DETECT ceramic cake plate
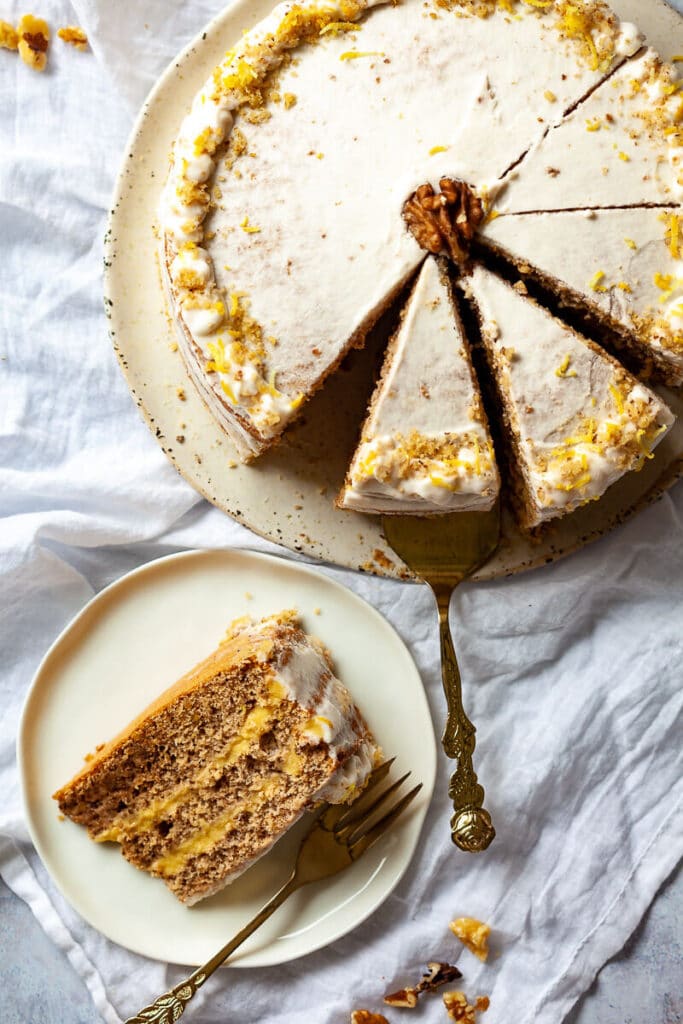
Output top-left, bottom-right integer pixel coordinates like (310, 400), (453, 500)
(19, 549), (436, 967)
(104, 0), (683, 580)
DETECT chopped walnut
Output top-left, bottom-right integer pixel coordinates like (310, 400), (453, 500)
(351, 1012), (390, 1024)
(57, 25), (88, 49)
(443, 991), (490, 1023)
(449, 918), (490, 962)
(0, 19), (18, 49)
(385, 962), (463, 1009)
(403, 178), (484, 263)
(17, 14), (49, 71)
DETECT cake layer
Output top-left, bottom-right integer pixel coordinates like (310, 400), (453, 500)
(54, 612), (379, 904)
(481, 207), (683, 385)
(160, 0), (639, 459)
(338, 256), (499, 513)
(461, 265), (674, 530)
(495, 47), (683, 212)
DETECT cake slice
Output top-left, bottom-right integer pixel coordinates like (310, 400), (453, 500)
(495, 48), (683, 212)
(337, 257), (499, 514)
(460, 265), (674, 531)
(53, 612), (379, 905)
(481, 207), (683, 385)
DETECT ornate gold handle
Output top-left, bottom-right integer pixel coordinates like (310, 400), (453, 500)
(124, 875), (298, 1023)
(434, 583), (495, 853)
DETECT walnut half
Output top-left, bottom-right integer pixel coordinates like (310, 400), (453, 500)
(384, 961), (463, 1009)
(403, 179), (484, 263)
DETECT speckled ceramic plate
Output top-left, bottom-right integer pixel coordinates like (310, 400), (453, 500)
(18, 549), (436, 966)
(105, 0), (683, 581)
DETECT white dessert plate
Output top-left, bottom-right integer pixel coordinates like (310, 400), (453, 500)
(104, 0), (683, 582)
(18, 548), (436, 967)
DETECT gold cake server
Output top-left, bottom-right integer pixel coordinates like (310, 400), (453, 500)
(382, 502), (500, 852)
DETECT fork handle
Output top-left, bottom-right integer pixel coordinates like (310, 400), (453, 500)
(124, 874), (299, 1023)
(435, 584), (495, 853)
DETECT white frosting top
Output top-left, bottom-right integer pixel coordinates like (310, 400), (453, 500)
(495, 47), (682, 212)
(160, 0), (639, 456)
(482, 206), (683, 383)
(463, 265), (674, 526)
(339, 257), (499, 513)
(235, 613), (379, 801)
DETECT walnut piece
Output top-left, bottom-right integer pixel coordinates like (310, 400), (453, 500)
(0, 19), (19, 49)
(385, 961), (463, 1008)
(57, 25), (88, 50)
(449, 917), (491, 962)
(351, 1011), (390, 1024)
(403, 178), (484, 263)
(443, 991), (490, 1023)
(17, 14), (49, 71)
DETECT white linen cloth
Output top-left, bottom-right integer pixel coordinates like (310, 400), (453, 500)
(1, 2), (682, 1022)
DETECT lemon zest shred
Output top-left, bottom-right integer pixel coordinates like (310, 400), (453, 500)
(339, 49), (384, 60)
(429, 145), (449, 155)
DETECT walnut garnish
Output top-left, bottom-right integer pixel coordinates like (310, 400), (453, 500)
(57, 26), (88, 50)
(443, 991), (490, 1023)
(351, 1012), (390, 1024)
(17, 14), (49, 71)
(449, 918), (490, 962)
(403, 178), (484, 263)
(385, 962), (463, 1008)
(0, 19), (19, 49)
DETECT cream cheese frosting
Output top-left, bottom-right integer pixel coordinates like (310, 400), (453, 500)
(160, 0), (640, 460)
(232, 613), (379, 800)
(338, 257), (499, 514)
(462, 265), (674, 528)
(481, 206), (683, 384)
(494, 47), (683, 212)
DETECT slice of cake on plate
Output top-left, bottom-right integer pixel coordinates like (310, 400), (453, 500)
(53, 612), (379, 905)
(460, 265), (674, 531)
(481, 207), (683, 385)
(337, 257), (499, 514)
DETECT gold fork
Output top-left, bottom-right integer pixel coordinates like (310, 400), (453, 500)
(382, 503), (500, 853)
(125, 760), (421, 1024)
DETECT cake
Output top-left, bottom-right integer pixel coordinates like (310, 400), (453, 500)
(157, 0), (681, 534)
(53, 612), (379, 905)
(337, 256), (499, 514)
(461, 265), (674, 530)
(159, 0), (642, 461)
(481, 207), (683, 386)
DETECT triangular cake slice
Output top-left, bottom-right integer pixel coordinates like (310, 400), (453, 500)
(495, 48), (683, 212)
(481, 207), (683, 385)
(460, 265), (674, 531)
(337, 257), (499, 514)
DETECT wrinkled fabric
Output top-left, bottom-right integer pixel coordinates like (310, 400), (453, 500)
(1, 2), (682, 1023)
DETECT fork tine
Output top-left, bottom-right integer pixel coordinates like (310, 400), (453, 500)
(319, 758), (395, 830)
(348, 783), (423, 859)
(334, 772), (411, 835)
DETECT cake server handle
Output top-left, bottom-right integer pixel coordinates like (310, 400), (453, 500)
(434, 582), (495, 853)
(124, 874), (299, 1024)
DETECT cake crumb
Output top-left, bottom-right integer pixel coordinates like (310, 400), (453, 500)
(169, 342), (179, 352)
(228, 459), (238, 468)
(283, 92), (297, 108)
(443, 992), (490, 1022)
(57, 813), (65, 821)
(450, 917), (491, 961)
(313, 607), (321, 615)
(57, 25), (87, 49)
(176, 386), (187, 401)
(244, 591), (253, 600)
(17, 14), (49, 71)
(0, 20), (19, 49)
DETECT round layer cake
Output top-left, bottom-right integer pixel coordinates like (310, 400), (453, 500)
(158, 0), (680, 526)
